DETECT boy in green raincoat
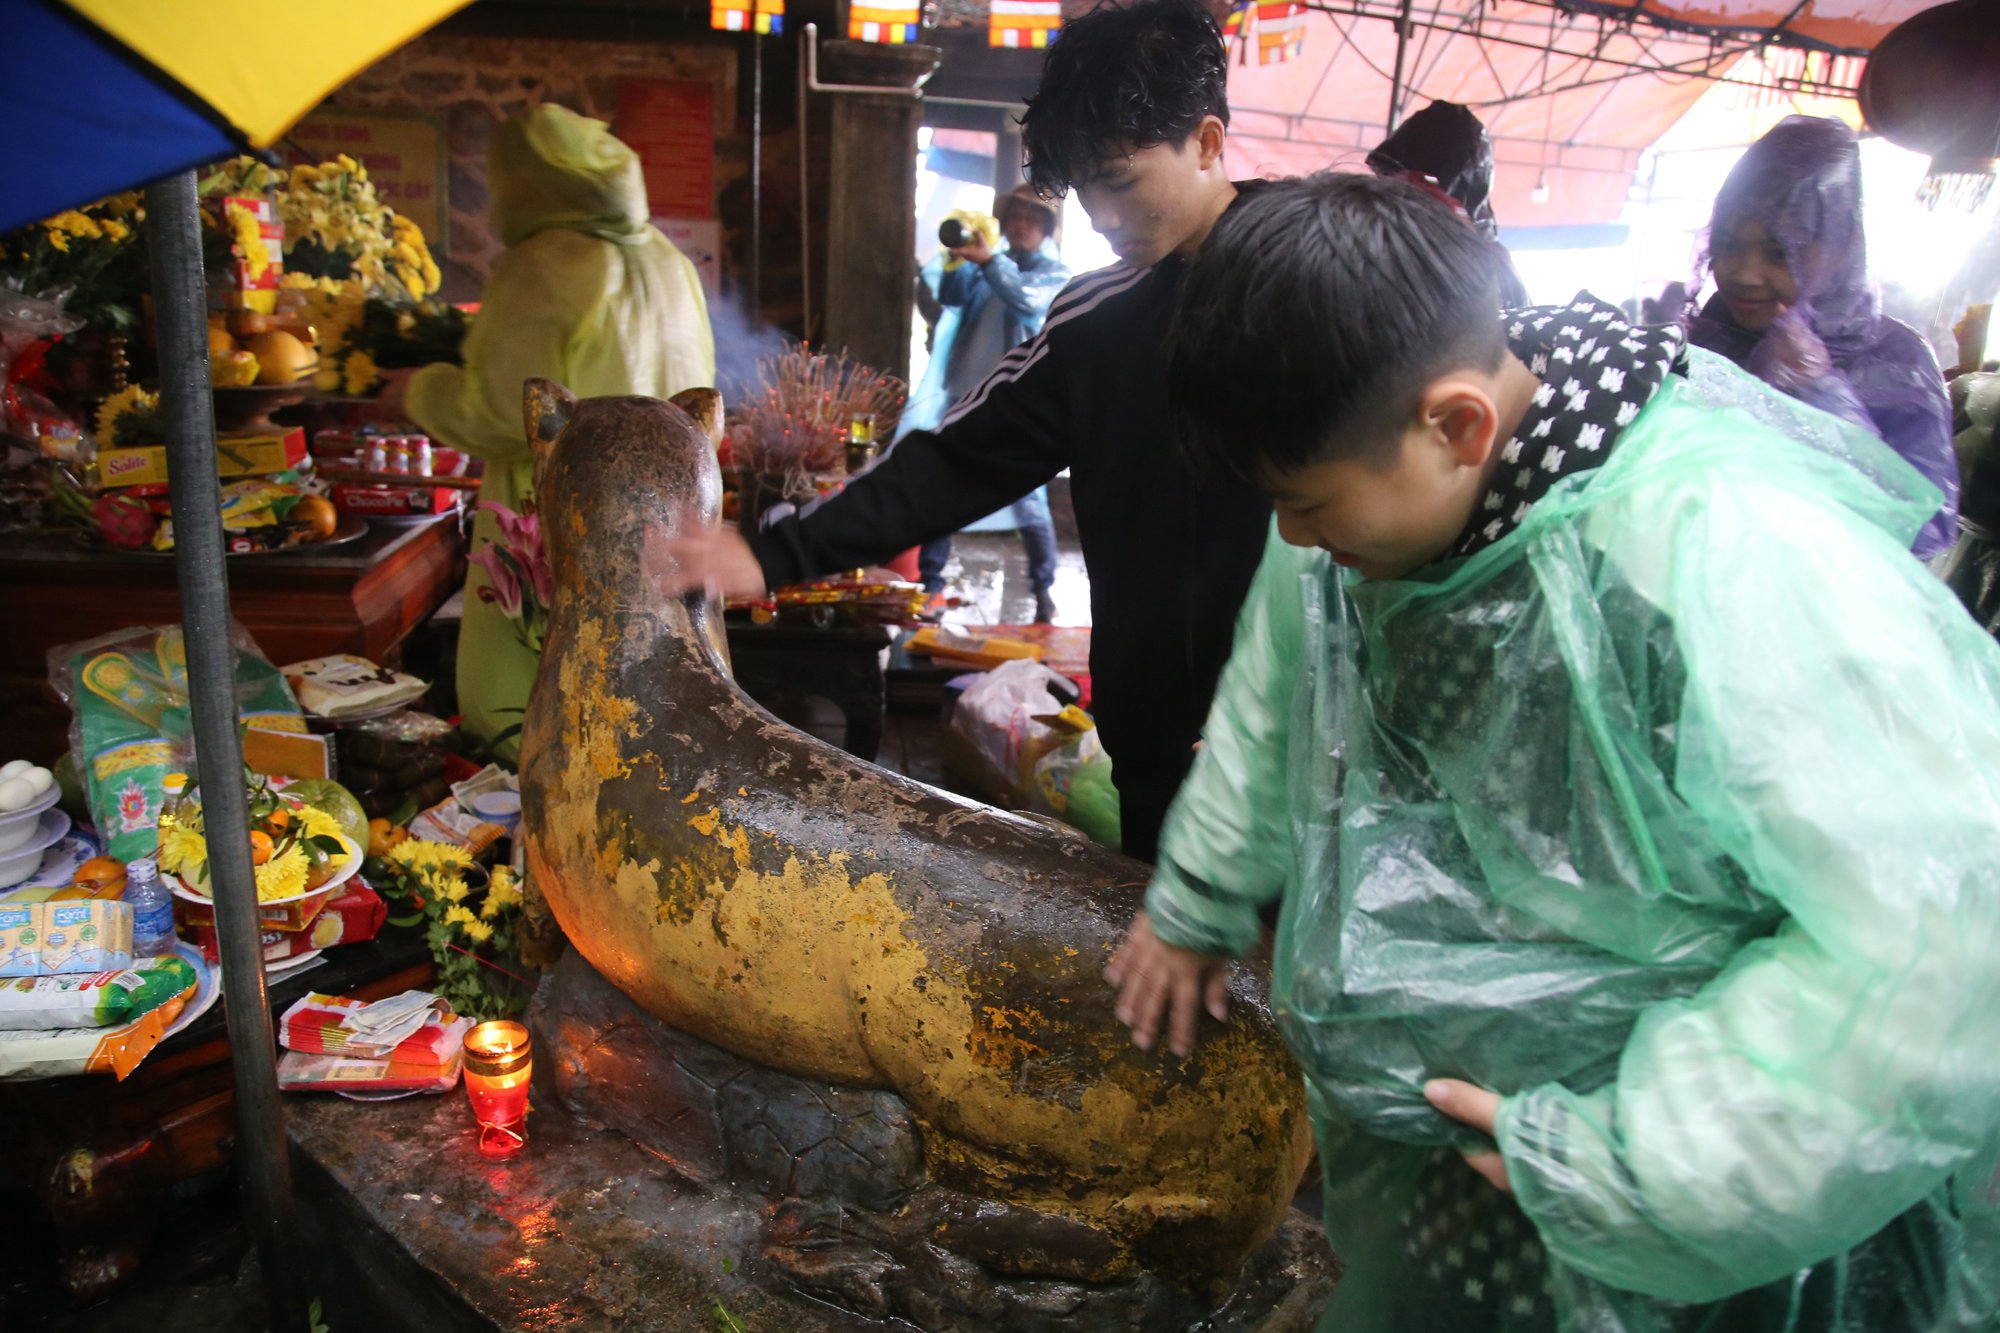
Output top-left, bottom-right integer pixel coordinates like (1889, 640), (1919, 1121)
(399, 104), (715, 761)
(1108, 172), (2000, 1331)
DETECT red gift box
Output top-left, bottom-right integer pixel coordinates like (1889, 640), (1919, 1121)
(181, 880), (385, 960)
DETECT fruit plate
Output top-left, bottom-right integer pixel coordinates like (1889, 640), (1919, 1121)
(167, 838), (360, 931)
(93, 513), (371, 558)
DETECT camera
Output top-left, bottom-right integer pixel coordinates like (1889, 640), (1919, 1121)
(938, 217), (972, 248)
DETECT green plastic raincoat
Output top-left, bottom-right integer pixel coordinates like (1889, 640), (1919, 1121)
(1147, 349), (2000, 1331)
(408, 104), (714, 759)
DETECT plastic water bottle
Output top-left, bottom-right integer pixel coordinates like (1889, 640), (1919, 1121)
(125, 857), (178, 957)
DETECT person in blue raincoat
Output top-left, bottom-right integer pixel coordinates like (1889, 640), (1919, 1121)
(904, 183), (1071, 621)
(1110, 171), (2000, 1332)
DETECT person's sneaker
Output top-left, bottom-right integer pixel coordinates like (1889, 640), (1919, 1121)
(1034, 589), (1057, 624)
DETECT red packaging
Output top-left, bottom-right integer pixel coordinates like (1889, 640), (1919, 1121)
(332, 483), (463, 518)
(280, 992), (470, 1065)
(178, 880), (385, 954)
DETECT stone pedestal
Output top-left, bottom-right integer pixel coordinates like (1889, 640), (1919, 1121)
(285, 951), (1337, 1331)
(818, 39), (941, 378)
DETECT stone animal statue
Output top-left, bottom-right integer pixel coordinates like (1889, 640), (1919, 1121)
(518, 380), (1319, 1313)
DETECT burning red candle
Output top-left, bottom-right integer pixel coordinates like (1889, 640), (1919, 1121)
(462, 1020), (532, 1159)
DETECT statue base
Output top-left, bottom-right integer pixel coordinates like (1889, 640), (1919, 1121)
(284, 951), (1338, 1331)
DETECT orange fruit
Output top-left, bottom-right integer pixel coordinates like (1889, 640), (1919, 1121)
(72, 856), (128, 899)
(249, 830), (275, 866)
(267, 808), (293, 832)
(292, 494), (338, 539)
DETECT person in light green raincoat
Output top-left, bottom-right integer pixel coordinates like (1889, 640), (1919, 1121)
(405, 103), (715, 760)
(1108, 172), (2000, 1331)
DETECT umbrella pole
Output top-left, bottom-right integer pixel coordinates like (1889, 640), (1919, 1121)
(751, 30), (764, 319)
(144, 169), (310, 1333)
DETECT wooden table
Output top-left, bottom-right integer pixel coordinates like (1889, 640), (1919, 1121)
(0, 927), (435, 1304)
(724, 617), (895, 762)
(0, 515), (466, 758)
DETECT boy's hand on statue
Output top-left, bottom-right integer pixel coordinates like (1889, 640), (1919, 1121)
(644, 522), (767, 601)
(1425, 1079), (1513, 1195)
(1106, 910), (1230, 1058)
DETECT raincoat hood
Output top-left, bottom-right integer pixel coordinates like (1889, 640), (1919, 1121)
(491, 103), (652, 248)
(1703, 115), (1874, 360)
(1367, 100), (1500, 239)
(1690, 115), (1959, 558)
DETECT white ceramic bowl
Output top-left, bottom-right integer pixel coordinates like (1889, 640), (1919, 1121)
(0, 784), (62, 853)
(0, 810), (75, 889)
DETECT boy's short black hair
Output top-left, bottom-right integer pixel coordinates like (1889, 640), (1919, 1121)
(1019, 0), (1229, 198)
(1169, 172), (1508, 484)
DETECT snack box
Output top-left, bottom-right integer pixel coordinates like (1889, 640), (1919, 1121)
(173, 881), (335, 935)
(98, 427), (308, 489)
(183, 880), (385, 962)
(2, 901), (134, 976)
(276, 1048), (462, 1095)
(332, 483), (464, 518)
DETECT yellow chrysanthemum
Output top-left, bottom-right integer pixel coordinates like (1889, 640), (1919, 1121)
(225, 202), (271, 281)
(485, 870), (523, 912)
(442, 879), (470, 904)
(46, 228), (69, 253)
(295, 804), (344, 844)
(101, 219), (130, 242)
(388, 838), (473, 875)
(158, 824), (207, 877)
(462, 917), (494, 945)
(443, 904), (478, 930)
(341, 349), (380, 396)
(255, 845), (310, 901)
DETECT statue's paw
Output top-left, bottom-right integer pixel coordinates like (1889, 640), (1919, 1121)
(765, 1239), (899, 1318)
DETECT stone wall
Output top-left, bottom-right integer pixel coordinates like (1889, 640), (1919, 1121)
(318, 32), (743, 302)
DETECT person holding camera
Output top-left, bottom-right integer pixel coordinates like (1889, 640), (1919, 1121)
(903, 183), (1071, 622)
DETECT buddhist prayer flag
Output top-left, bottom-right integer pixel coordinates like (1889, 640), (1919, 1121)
(1223, 0), (1306, 64)
(712, 0), (783, 34)
(990, 0), (1060, 48)
(850, 0), (920, 43)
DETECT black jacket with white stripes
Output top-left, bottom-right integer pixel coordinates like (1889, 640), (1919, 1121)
(748, 254), (1274, 862)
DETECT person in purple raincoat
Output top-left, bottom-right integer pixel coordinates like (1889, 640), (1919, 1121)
(1687, 115), (1958, 558)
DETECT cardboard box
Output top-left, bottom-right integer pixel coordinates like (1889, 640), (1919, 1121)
(184, 880), (385, 962)
(0, 903), (42, 978)
(332, 483), (463, 518)
(174, 881), (334, 935)
(38, 901), (133, 975)
(99, 427), (308, 489)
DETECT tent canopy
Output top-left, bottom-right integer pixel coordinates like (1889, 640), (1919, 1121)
(1222, 0), (1937, 225)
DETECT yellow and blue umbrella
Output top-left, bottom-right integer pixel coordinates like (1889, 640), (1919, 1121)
(7, 5), (470, 1328)
(4, 0), (472, 231)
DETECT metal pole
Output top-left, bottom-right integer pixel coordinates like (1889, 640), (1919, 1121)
(144, 169), (308, 1333)
(1386, 0), (1413, 134)
(799, 28), (813, 341)
(751, 31), (765, 319)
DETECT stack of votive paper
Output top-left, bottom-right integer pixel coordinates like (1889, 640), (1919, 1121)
(276, 987), (471, 1095)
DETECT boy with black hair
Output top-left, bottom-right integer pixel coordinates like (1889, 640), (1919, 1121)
(1109, 171), (2000, 1330)
(654, 0), (1270, 861)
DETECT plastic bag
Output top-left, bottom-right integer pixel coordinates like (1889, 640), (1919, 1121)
(0, 289), (87, 469)
(944, 658), (1072, 802)
(49, 623), (306, 862)
(1152, 351), (2000, 1330)
(1030, 722), (1121, 852)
